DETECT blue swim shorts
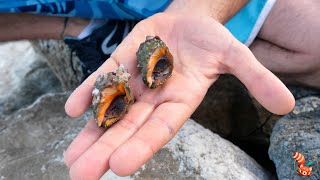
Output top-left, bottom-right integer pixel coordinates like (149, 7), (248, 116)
(0, 0), (276, 46)
(225, 0), (276, 46)
(0, 0), (172, 19)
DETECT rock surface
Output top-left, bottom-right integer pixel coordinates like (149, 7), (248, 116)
(0, 93), (88, 180)
(31, 39), (83, 91)
(5, 39), (320, 180)
(269, 95), (320, 180)
(0, 91), (271, 180)
(192, 75), (264, 137)
(192, 75), (280, 171)
(103, 119), (272, 180)
(0, 41), (62, 117)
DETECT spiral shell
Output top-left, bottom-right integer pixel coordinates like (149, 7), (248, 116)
(92, 65), (134, 128)
(136, 36), (174, 88)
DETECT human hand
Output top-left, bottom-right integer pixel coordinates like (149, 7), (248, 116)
(64, 13), (295, 179)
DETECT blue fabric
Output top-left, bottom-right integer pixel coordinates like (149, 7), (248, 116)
(0, 0), (269, 43)
(225, 0), (268, 44)
(0, 0), (172, 19)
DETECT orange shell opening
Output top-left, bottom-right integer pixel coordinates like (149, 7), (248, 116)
(96, 83), (126, 127)
(146, 47), (173, 87)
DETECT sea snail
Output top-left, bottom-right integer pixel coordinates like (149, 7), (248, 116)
(136, 36), (174, 89)
(91, 65), (134, 128)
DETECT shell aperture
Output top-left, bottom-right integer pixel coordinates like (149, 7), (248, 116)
(92, 65), (134, 128)
(136, 36), (174, 88)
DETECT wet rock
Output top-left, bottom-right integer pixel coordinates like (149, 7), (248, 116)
(0, 41), (62, 116)
(0, 93), (87, 180)
(103, 119), (272, 180)
(31, 39), (83, 91)
(269, 95), (320, 180)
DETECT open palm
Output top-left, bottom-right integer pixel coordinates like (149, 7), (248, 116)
(64, 13), (294, 179)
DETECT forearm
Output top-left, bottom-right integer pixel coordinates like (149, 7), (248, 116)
(0, 13), (64, 40)
(165, 0), (248, 24)
(0, 13), (89, 41)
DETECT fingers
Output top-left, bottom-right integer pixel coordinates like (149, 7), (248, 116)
(109, 102), (191, 176)
(64, 118), (106, 167)
(227, 41), (295, 115)
(65, 19), (152, 118)
(68, 101), (155, 180)
(65, 18), (160, 179)
(65, 58), (119, 117)
(172, 15), (295, 114)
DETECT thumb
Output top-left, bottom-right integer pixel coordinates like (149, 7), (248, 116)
(226, 41), (295, 115)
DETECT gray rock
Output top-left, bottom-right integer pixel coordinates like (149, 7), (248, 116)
(0, 92), (87, 180)
(0, 41), (272, 179)
(192, 75), (280, 171)
(104, 119), (272, 180)
(104, 147), (201, 180)
(31, 40), (83, 91)
(0, 41), (62, 116)
(192, 75), (263, 137)
(0, 91), (271, 180)
(288, 85), (320, 100)
(269, 96), (320, 180)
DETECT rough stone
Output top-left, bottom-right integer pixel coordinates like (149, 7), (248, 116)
(192, 75), (280, 171)
(0, 41), (62, 116)
(0, 90), (271, 180)
(269, 95), (320, 180)
(31, 39), (83, 91)
(192, 75), (260, 137)
(1, 40), (297, 179)
(103, 119), (272, 180)
(0, 92), (88, 180)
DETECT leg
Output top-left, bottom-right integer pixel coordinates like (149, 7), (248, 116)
(250, 0), (320, 89)
(0, 13), (89, 41)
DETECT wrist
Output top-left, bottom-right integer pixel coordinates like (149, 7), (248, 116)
(165, 0), (214, 20)
(63, 18), (90, 38)
(210, 0), (249, 24)
(165, 0), (248, 24)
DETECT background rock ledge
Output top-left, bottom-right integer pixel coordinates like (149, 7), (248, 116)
(104, 119), (272, 179)
(269, 96), (320, 180)
(0, 92), (272, 180)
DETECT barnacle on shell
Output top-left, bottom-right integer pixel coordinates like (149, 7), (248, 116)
(91, 65), (134, 128)
(136, 36), (174, 89)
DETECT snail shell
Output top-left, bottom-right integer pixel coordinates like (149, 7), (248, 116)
(92, 65), (134, 128)
(136, 36), (174, 89)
